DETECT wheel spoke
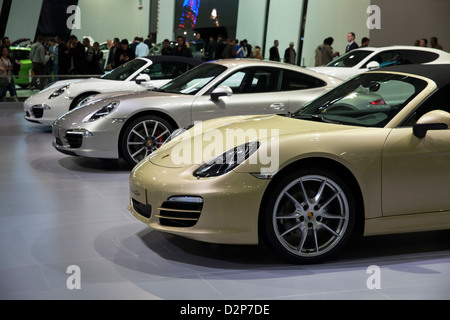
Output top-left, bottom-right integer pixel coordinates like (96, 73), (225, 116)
(297, 225), (308, 253)
(151, 122), (159, 137)
(298, 179), (311, 206)
(155, 129), (170, 140)
(320, 190), (341, 210)
(131, 147), (145, 158)
(143, 121), (150, 137)
(284, 191), (304, 212)
(321, 212), (347, 220)
(131, 129), (145, 140)
(312, 227), (319, 252)
(313, 179), (327, 205)
(279, 222), (302, 238)
(275, 213), (299, 220)
(317, 221), (341, 237)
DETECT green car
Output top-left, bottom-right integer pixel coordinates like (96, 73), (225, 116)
(10, 46), (32, 88)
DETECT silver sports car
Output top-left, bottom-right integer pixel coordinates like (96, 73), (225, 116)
(52, 59), (341, 166)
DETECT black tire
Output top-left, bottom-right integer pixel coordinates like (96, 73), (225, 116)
(121, 115), (173, 167)
(261, 167), (356, 264)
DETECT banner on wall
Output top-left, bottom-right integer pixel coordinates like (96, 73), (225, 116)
(174, 0), (239, 40)
(36, 0), (78, 40)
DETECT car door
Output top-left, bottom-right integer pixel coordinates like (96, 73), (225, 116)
(381, 84), (450, 216)
(190, 66), (289, 122)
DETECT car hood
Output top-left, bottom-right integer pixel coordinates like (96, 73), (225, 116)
(54, 90), (185, 124)
(145, 114), (362, 168)
(307, 67), (356, 80)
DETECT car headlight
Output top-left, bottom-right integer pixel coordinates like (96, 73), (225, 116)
(193, 141), (260, 178)
(82, 101), (119, 122)
(48, 85), (70, 99)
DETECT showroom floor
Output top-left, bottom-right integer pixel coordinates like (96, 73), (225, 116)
(0, 102), (449, 300)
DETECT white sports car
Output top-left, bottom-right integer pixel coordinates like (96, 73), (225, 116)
(52, 59), (341, 167)
(309, 45), (450, 80)
(23, 56), (204, 126)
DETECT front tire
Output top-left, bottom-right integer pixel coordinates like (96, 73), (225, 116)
(262, 168), (355, 264)
(121, 115), (173, 167)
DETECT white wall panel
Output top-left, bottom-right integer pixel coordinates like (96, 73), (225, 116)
(72, 0), (150, 44)
(302, 0), (370, 67)
(265, 0), (303, 60)
(235, 0), (267, 54)
(4, 0), (43, 41)
(157, 0), (176, 42)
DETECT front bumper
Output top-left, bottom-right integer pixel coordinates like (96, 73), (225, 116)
(52, 121), (123, 159)
(128, 161), (270, 245)
(23, 97), (71, 126)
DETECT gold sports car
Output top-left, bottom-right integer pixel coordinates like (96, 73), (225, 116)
(128, 64), (450, 264)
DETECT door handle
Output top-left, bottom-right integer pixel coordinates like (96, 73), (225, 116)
(269, 103), (285, 110)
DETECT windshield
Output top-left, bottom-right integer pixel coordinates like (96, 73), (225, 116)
(157, 63), (227, 95)
(325, 50), (373, 67)
(293, 73), (428, 128)
(101, 59), (147, 81)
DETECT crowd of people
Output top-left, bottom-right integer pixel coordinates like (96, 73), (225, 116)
(1, 32), (445, 102)
(414, 37), (444, 50)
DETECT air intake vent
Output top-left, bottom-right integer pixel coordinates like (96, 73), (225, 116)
(157, 196), (203, 227)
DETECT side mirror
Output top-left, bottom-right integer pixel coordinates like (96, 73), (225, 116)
(367, 61), (380, 70)
(135, 74), (151, 84)
(413, 110), (450, 138)
(211, 85), (233, 101)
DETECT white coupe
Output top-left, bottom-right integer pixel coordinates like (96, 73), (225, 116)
(23, 56), (204, 126)
(308, 45), (450, 80)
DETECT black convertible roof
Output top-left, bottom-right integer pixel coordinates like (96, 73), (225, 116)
(145, 55), (205, 67)
(371, 64), (450, 88)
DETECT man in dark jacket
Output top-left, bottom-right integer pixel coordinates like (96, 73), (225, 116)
(69, 35), (86, 75)
(114, 39), (136, 67)
(172, 36), (192, 58)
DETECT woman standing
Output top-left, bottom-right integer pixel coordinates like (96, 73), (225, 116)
(0, 46), (14, 102)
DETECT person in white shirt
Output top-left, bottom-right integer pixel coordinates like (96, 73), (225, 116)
(135, 37), (149, 58)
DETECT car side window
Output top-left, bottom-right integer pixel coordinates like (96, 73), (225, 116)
(401, 84), (450, 126)
(140, 62), (192, 80)
(217, 67), (281, 94)
(281, 70), (327, 91)
(363, 50), (402, 68)
(401, 50), (440, 64)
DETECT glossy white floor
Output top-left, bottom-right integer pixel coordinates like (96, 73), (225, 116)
(0, 102), (449, 301)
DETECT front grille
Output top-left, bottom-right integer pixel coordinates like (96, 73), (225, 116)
(31, 106), (44, 118)
(132, 198), (152, 218)
(157, 198), (203, 227)
(66, 132), (83, 148)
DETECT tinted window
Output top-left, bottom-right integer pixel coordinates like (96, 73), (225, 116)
(157, 63), (226, 95)
(362, 49), (441, 68)
(402, 50), (440, 64)
(402, 83), (450, 126)
(281, 70), (327, 90)
(362, 50), (402, 68)
(216, 67), (281, 94)
(324, 50), (372, 67)
(140, 61), (194, 80)
(101, 59), (147, 80)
